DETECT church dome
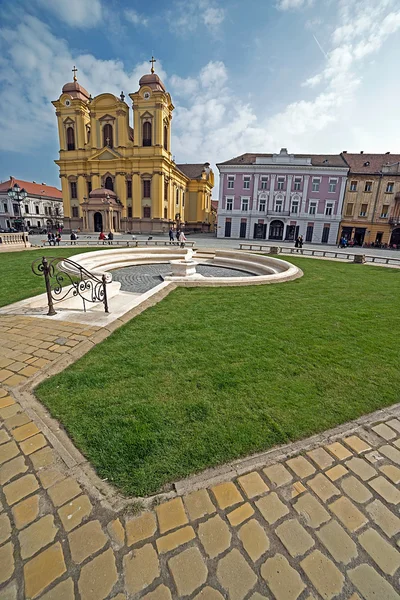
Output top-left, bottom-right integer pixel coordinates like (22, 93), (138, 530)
(89, 188), (119, 204)
(62, 81), (90, 101)
(139, 73), (165, 92)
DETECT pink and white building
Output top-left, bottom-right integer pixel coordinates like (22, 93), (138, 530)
(216, 149), (349, 243)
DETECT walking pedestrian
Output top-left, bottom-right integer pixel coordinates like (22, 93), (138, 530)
(108, 231), (114, 245)
(179, 230), (187, 248)
(169, 228), (174, 244)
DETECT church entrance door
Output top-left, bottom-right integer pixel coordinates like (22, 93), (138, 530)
(94, 212), (103, 232)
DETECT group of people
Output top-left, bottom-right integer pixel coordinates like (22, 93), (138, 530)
(169, 228), (187, 248)
(98, 231), (114, 244)
(47, 231), (62, 246)
(294, 235), (304, 250)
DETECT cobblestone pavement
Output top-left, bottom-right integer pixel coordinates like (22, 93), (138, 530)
(0, 315), (400, 599)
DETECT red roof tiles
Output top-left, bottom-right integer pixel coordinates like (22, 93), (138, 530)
(0, 177), (62, 199)
(341, 153), (400, 174)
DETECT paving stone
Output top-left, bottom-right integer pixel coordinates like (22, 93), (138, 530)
(345, 457), (377, 481)
(0, 580), (18, 600)
(3, 374), (27, 387)
(275, 518), (315, 557)
(47, 477), (81, 507)
(38, 468), (65, 489)
(365, 449), (384, 463)
(156, 497), (188, 533)
(24, 542), (66, 599)
(107, 518), (125, 547)
(341, 475), (372, 503)
(261, 553), (305, 600)
(217, 548), (257, 600)
(125, 511), (157, 546)
(40, 578), (75, 600)
(0, 396), (15, 410)
(379, 444), (400, 465)
(366, 499), (400, 537)
(372, 423), (397, 440)
(307, 473), (340, 502)
(20, 433), (47, 455)
(194, 587), (224, 599)
(142, 585), (173, 600)
(343, 435), (371, 454)
(0, 404), (20, 420)
(248, 594), (269, 600)
(329, 497), (367, 532)
(78, 548), (118, 600)
(369, 475), (400, 504)
(293, 493), (330, 528)
(0, 542), (14, 585)
(7, 362), (27, 373)
(30, 446), (55, 469)
(263, 463), (293, 487)
(386, 418), (400, 433)
(237, 471), (269, 498)
(0, 455), (27, 484)
(380, 464), (400, 484)
(256, 492), (289, 525)
(211, 481), (243, 509)
(183, 489), (216, 521)
(58, 494), (92, 532)
(0, 441), (19, 465)
(68, 520), (108, 564)
(198, 514), (232, 558)
(227, 502), (254, 526)
(19, 514), (57, 559)
(12, 494), (40, 529)
(358, 528), (400, 575)
(0, 370), (13, 383)
(0, 513), (11, 544)
(325, 464), (348, 481)
(156, 525), (195, 554)
(12, 422), (39, 442)
(306, 447), (334, 469)
(286, 455), (315, 479)
(3, 474), (38, 505)
(317, 520), (358, 565)
(4, 413), (30, 430)
(124, 543), (160, 595)
(301, 550), (344, 599)
(0, 429), (10, 445)
(238, 518), (269, 562)
(169, 546), (208, 597)
(348, 563), (400, 600)
(290, 481), (307, 498)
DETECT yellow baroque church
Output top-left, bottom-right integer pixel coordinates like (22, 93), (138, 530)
(52, 61), (214, 233)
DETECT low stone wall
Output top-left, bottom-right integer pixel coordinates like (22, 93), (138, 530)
(0, 232), (30, 250)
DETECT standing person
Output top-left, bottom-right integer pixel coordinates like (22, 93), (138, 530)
(176, 229), (180, 244)
(55, 233), (61, 246)
(51, 233), (56, 246)
(47, 231), (52, 245)
(108, 231), (114, 245)
(179, 230), (187, 248)
(169, 228), (174, 244)
(70, 231), (77, 245)
(99, 231), (106, 245)
(294, 237), (299, 249)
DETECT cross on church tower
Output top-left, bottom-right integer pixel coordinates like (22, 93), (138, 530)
(149, 56), (156, 74)
(72, 66), (78, 82)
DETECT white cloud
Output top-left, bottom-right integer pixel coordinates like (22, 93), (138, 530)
(276, 0), (313, 11)
(168, 0), (225, 35)
(37, 0), (102, 28)
(124, 9), (148, 27)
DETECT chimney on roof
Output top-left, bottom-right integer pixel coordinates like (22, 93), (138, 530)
(41, 182), (46, 185)
(385, 152), (390, 154)
(32, 180), (36, 183)
(342, 151), (347, 153)
(360, 151), (364, 154)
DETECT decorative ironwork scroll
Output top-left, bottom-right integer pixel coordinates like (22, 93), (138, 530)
(31, 256), (111, 316)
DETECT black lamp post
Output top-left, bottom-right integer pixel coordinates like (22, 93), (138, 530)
(7, 183), (28, 231)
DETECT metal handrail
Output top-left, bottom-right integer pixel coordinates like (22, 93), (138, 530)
(31, 256), (111, 316)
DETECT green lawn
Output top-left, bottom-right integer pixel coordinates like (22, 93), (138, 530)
(34, 258), (400, 497)
(0, 247), (102, 308)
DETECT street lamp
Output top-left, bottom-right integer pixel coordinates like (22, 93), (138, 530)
(7, 183), (28, 231)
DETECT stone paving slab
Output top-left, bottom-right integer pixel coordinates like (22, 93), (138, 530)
(0, 315), (400, 599)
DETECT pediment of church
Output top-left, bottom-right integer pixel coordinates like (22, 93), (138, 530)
(89, 147), (121, 161)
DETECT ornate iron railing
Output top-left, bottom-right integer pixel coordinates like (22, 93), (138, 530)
(31, 256), (111, 316)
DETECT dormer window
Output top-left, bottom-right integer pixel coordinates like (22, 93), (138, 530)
(103, 124), (113, 148)
(364, 161), (370, 166)
(66, 127), (75, 151)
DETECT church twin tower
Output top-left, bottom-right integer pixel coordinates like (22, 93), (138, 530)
(52, 61), (214, 233)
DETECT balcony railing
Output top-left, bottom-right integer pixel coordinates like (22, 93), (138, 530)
(389, 217), (400, 226)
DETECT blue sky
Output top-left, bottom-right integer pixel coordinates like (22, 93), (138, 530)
(1, 0), (400, 192)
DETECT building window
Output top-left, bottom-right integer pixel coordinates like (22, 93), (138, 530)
(381, 204), (389, 218)
(325, 202), (333, 216)
(261, 177), (268, 190)
(24, 204), (29, 214)
(27, 221), (31, 227)
(350, 181), (357, 191)
(70, 181), (77, 199)
(312, 178), (320, 192)
(240, 220), (247, 238)
(291, 201), (299, 214)
(103, 123), (113, 148)
(386, 182), (394, 193)
(359, 203), (368, 217)
(309, 201), (317, 215)
(182, 192), (185, 207)
(345, 203), (354, 217)
(143, 206), (151, 218)
(143, 121), (152, 146)
(66, 127), (75, 151)
(241, 198), (249, 211)
(306, 224), (314, 242)
(274, 199), (283, 212)
(226, 198), (233, 211)
(87, 180), (92, 196)
(227, 176), (235, 189)
(37, 221), (40, 227)
(329, 179), (337, 193)
(104, 176), (113, 191)
(277, 177), (285, 190)
(243, 176), (250, 189)
(259, 198), (266, 211)
(35, 205), (39, 215)
(143, 180), (151, 198)
(164, 181), (168, 201)
(322, 225), (330, 244)
(127, 180), (132, 198)
(163, 125), (168, 151)
(294, 177), (301, 191)
(176, 189), (179, 205)
(365, 181), (372, 192)
(72, 206), (79, 218)
(127, 207), (132, 218)
(3, 203), (8, 213)
(13, 204), (19, 216)
(225, 218), (232, 237)
(164, 207), (168, 219)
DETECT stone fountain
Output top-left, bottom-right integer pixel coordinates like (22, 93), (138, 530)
(168, 248), (202, 279)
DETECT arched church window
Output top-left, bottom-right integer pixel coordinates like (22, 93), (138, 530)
(164, 207), (168, 219)
(66, 127), (75, 151)
(105, 176), (114, 191)
(143, 121), (152, 146)
(163, 126), (168, 151)
(176, 189), (179, 205)
(103, 124), (113, 148)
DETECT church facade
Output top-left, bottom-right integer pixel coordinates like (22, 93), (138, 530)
(52, 63), (214, 233)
